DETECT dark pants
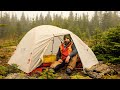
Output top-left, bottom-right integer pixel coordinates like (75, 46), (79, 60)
(54, 60), (66, 72)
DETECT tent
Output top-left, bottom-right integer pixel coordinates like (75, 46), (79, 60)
(8, 25), (99, 73)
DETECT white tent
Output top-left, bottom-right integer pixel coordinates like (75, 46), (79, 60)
(8, 25), (99, 73)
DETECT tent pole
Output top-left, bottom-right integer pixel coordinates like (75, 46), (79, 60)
(58, 36), (63, 43)
(51, 37), (54, 55)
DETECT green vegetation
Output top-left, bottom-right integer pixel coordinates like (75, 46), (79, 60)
(70, 72), (91, 79)
(0, 64), (21, 77)
(38, 68), (58, 79)
(92, 26), (120, 64)
(0, 40), (16, 48)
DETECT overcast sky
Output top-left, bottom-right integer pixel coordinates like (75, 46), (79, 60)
(2, 11), (95, 20)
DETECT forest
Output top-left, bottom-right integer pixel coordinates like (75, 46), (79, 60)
(0, 11), (120, 79)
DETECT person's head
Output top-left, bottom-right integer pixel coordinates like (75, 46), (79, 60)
(63, 34), (71, 45)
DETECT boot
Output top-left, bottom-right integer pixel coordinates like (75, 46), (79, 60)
(66, 68), (72, 75)
(54, 64), (62, 72)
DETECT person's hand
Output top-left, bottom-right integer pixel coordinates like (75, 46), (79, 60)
(58, 59), (63, 63)
(65, 56), (70, 63)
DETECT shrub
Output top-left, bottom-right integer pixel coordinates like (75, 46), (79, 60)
(0, 64), (21, 77)
(6, 64), (21, 74)
(0, 65), (8, 76)
(38, 68), (57, 79)
(92, 26), (120, 63)
(0, 75), (5, 79)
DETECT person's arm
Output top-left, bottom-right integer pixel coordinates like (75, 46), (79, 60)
(56, 47), (61, 60)
(69, 43), (78, 58)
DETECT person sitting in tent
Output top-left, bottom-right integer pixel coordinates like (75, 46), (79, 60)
(50, 34), (79, 75)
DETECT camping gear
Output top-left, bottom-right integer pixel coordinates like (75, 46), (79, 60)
(43, 55), (56, 63)
(27, 63), (52, 75)
(31, 67), (43, 73)
(8, 25), (99, 73)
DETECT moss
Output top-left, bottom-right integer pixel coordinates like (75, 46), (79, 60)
(70, 73), (91, 79)
(0, 75), (5, 79)
(102, 75), (120, 79)
(0, 65), (8, 76)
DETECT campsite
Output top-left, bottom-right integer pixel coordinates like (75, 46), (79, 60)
(0, 11), (120, 79)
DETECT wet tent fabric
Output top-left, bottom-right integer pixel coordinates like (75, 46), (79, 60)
(8, 25), (99, 73)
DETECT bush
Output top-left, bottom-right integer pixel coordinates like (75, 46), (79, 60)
(92, 44), (108, 55)
(6, 64), (21, 74)
(38, 68), (57, 79)
(92, 26), (120, 63)
(0, 65), (8, 76)
(0, 64), (21, 77)
(0, 75), (5, 79)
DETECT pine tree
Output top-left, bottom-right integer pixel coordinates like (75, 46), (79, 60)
(111, 11), (120, 27)
(44, 11), (52, 25)
(67, 11), (74, 32)
(89, 11), (100, 36)
(72, 13), (81, 38)
(101, 11), (112, 31)
(0, 12), (10, 38)
(52, 13), (63, 28)
(19, 12), (29, 33)
(8, 13), (18, 39)
(39, 13), (44, 25)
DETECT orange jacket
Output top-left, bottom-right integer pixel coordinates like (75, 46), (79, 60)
(59, 42), (73, 60)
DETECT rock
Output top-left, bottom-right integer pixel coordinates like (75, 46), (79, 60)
(99, 61), (104, 64)
(107, 69), (118, 75)
(86, 71), (100, 79)
(84, 63), (118, 79)
(4, 73), (30, 79)
(88, 64), (100, 71)
(93, 64), (109, 73)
